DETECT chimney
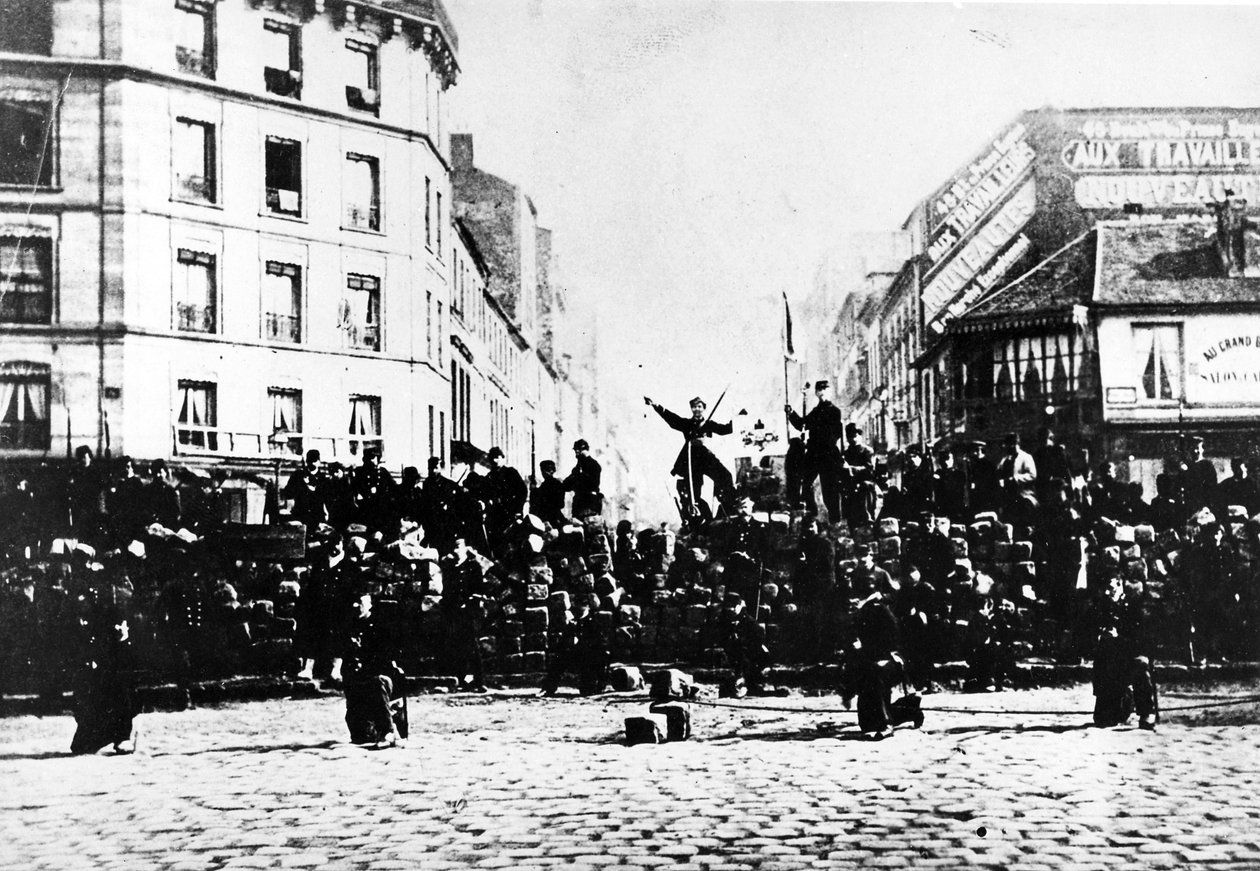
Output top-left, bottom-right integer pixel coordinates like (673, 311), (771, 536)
(450, 133), (474, 170)
(1210, 190), (1250, 277)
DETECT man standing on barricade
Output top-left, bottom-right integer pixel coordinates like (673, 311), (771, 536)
(350, 447), (397, 536)
(418, 457), (463, 553)
(785, 379), (844, 522)
(565, 439), (603, 521)
(484, 447), (527, 554)
(645, 395), (736, 521)
(531, 460), (567, 530)
(841, 423), (878, 530)
(283, 450), (328, 531)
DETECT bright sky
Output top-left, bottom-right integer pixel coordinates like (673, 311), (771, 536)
(443, 0), (1260, 517)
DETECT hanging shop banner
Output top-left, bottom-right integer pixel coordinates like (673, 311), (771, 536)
(925, 123), (1037, 276)
(921, 178), (1036, 335)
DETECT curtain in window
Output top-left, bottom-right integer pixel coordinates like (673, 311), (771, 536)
(1158, 327), (1180, 399)
(179, 384), (208, 425)
(263, 269), (296, 317)
(271, 390), (299, 433)
(178, 259), (211, 308)
(348, 397), (379, 436)
(346, 158), (375, 214)
(1021, 337), (1042, 400)
(0, 380), (15, 422)
(1, 239), (47, 295)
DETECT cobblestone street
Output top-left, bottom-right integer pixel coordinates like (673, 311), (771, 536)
(1, 685), (1258, 870)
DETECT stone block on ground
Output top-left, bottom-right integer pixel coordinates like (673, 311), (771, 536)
(522, 651), (546, 671)
(528, 565), (554, 585)
(589, 553), (611, 572)
(649, 668), (696, 699)
(878, 518), (900, 537)
(1010, 541), (1033, 561)
(618, 604), (641, 625)
(649, 701), (692, 740)
(608, 664), (644, 692)
(879, 536), (902, 557)
(1114, 525), (1136, 544)
(687, 603), (711, 627)
(1135, 524), (1156, 544)
(526, 584), (549, 602)
(548, 590), (571, 612)
(625, 714), (668, 745)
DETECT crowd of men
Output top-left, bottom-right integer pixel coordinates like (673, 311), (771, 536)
(0, 439), (617, 750)
(0, 390), (1254, 746)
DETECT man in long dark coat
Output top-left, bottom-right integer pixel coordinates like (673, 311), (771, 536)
(786, 379), (845, 521)
(564, 439), (604, 520)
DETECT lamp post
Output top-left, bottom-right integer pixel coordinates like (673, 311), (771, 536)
(871, 385), (889, 454)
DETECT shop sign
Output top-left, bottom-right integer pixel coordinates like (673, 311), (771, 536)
(1187, 320), (1260, 404)
(922, 179), (1036, 333)
(1058, 111), (1260, 210)
(926, 124), (1035, 272)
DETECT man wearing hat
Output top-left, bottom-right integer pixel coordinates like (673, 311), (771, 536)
(1183, 435), (1218, 517)
(564, 439), (603, 520)
(841, 423), (877, 529)
(786, 380), (845, 520)
(484, 447), (527, 552)
(530, 460), (567, 530)
(283, 450), (328, 531)
(350, 447), (398, 535)
(644, 395), (736, 518)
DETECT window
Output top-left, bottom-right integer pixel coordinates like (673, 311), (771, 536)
(175, 0), (215, 79)
(344, 153), (380, 231)
(173, 117), (215, 203)
(1134, 324), (1182, 402)
(344, 39), (379, 114)
(0, 362), (49, 450)
(991, 333), (1079, 403)
(0, 100), (53, 188)
(176, 380), (217, 450)
(425, 290), (433, 358)
(268, 388), (302, 455)
(174, 248), (215, 333)
(263, 261), (301, 343)
(264, 136), (302, 216)
(437, 300), (444, 366)
(0, 237), (51, 324)
(340, 273), (380, 351)
(436, 192), (443, 252)
(262, 20), (301, 98)
(0, 0), (52, 54)
(424, 176), (431, 248)
(348, 395), (381, 457)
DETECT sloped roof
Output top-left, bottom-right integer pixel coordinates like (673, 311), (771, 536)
(948, 233), (1095, 333)
(1095, 219), (1260, 307)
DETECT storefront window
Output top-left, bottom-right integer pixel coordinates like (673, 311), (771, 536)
(1133, 324), (1181, 402)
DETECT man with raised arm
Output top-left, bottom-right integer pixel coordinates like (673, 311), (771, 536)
(645, 395), (736, 518)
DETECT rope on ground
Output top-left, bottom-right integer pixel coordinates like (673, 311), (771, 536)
(589, 692), (1260, 717)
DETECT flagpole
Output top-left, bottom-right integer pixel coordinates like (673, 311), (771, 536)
(782, 292), (793, 441)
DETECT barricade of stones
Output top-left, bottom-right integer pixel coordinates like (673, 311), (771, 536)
(470, 517), (644, 674)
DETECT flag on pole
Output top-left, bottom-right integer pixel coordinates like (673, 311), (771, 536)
(782, 292), (795, 360)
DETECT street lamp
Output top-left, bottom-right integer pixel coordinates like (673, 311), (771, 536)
(743, 418), (779, 451)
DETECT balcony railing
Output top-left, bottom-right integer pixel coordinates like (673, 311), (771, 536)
(342, 322), (380, 351)
(266, 187), (302, 215)
(173, 425), (378, 462)
(0, 422), (51, 450)
(175, 302), (215, 333)
(0, 292), (51, 325)
(175, 45), (213, 78)
(264, 312), (301, 343)
(264, 67), (301, 98)
(176, 173), (213, 202)
(344, 204), (380, 231)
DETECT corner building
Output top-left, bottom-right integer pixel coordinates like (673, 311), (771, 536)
(0, 0), (460, 473)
